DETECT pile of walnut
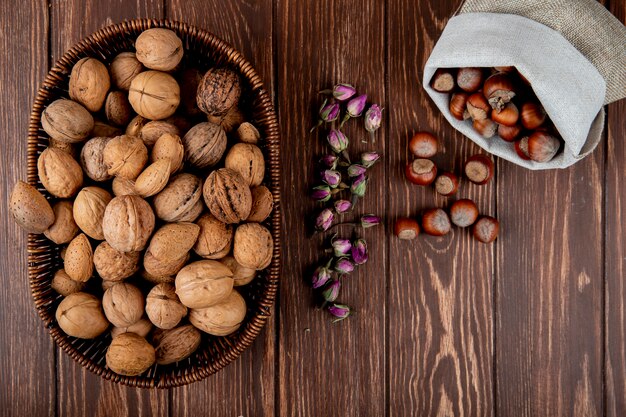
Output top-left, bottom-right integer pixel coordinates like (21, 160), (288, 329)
(9, 28), (274, 377)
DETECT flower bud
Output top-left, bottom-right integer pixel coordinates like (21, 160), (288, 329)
(315, 208), (335, 232)
(321, 170), (341, 188)
(312, 266), (332, 289)
(361, 152), (380, 168)
(351, 239), (368, 265)
(347, 164), (367, 177)
(331, 237), (352, 257)
(327, 129), (349, 154)
(364, 104), (383, 133)
(360, 214), (381, 228)
(322, 280), (341, 302)
(319, 154), (338, 170)
(333, 84), (357, 101)
(319, 101), (340, 123)
(328, 303), (351, 322)
(334, 258), (354, 274)
(334, 199), (352, 214)
(346, 94), (367, 117)
(350, 174), (368, 197)
(311, 185), (331, 202)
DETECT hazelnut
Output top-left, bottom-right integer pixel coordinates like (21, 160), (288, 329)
(182, 122), (227, 169)
(197, 68), (241, 117)
(178, 68), (203, 117)
(491, 102), (519, 127)
(175, 260), (234, 309)
(125, 115), (148, 137)
(135, 28), (183, 71)
(134, 159), (171, 197)
(112, 177), (137, 197)
(421, 208), (451, 236)
(497, 124), (522, 142)
(194, 213), (233, 259)
(236, 122), (261, 144)
(41, 99), (94, 143)
(456, 67), (483, 92)
(224, 143), (265, 187)
(106, 333), (155, 376)
(44, 201), (79, 244)
(143, 251), (189, 278)
(247, 186), (274, 223)
(219, 255), (256, 286)
(56, 292), (109, 339)
(80, 137), (113, 181)
(153, 324), (201, 365)
(449, 92), (470, 121)
(128, 71), (180, 120)
(151, 133), (184, 173)
(37, 147), (83, 198)
(484, 73), (516, 111)
(430, 68), (456, 93)
(473, 216), (500, 243)
(515, 136), (532, 161)
(145, 283), (187, 330)
(105, 91), (133, 127)
(527, 132), (560, 162)
(102, 282), (145, 327)
(466, 93), (490, 121)
(405, 159), (437, 186)
(394, 217), (420, 240)
(102, 195), (155, 252)
(464, 154), (494, 185)
(408, 132), (438, 158)
(233, 222), (273, 270)
(147, 222), (200, 263)
(520, 102), (546, 130)
(111, 317), (153, 339)
(93, 241), (140, 282)
(473, 118), (497, 138)
(51, 269), (86, 296)
(207, 106), (244, 133)
(434, 172), (459, 196)
(449, 199), (479, 228)
(153, 173), (203, 222)
(203, 168), (252, 224)
(103, 135), (148, 180)
(73, 186), (112, 240)
(189, 290), (246, 336)
(64, 233), (93, 282)
(109, 52), (143, 91)
(139, 120), (179, 147)
(9, 181), (55, 233)
(69, 57), (110, 112)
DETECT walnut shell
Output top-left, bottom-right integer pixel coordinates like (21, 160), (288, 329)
(153, 173), (202, 222)
(139, 120), (179, 146)
(219, 255), (256, 286)
(134, 159), (171, 197)
(224, 143), (265, 187)
(194, 213), (233, 259)
(175, 260), (234, 309)
(182, 122), (227, 169)
(236, 122), (260, 144)
(41, 99), (94, 143)
(151, 133), (184, 173)
(189, 290), (246, 336)
(110, 52), (143, 91)
(233, 223), (273, 270)
(146, 283), (187, 330)
(43, 201), (79, 244)
(153, 324), (201, 365)
(147, 222), (200, 263)
(9, 181), (54, 233)
(135, 28), (183, 71)
(106, 333), (155, 376)
(102, 195), (155, 252)
(207, 106), (244, 133)
(140, 269), (174, 285)
(111, 317), (153, 339)
(128, 71), (180, 120)
(69, 57), (110, 112)
(91, 119), (122, 138)
(102, 282), (145, 327)
(202, 168), (252, 224)
(125, 115), (148, 136)
(105, 91), (133, 126)
(94, 241), (140, 281)
(103, 135), (148, 180)
(80, 137), (113, 181)
(144, 251), (189, 277)
(178, 68), (203, 117)
(196, 68), (241, 117)
(247, 186), (274, 223)
(112, 177), (137, 197)
(73, 186), (112, 240)
(37, 147), (83, 198)
(51, 268), (86, 296)
(64, 233), (93, 282)
(56, 292), (109, 339)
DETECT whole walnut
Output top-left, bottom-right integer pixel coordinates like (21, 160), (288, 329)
(219, 255), (256, 286)
(194, 213), (233, 259)
(134, 159), (171, 197)
(178, 68), (203, 117)
(37, 147), (83, 198)
(140, 269), (174, 285)
(147, 222), (200, 263)
(41, 99), (94, 143)
(73, 186), (112, 240)
(233, 223), (273, 270)
(143, 251), (189, 278)
(128, 71), (180, 120)
(9, 181), (54, 233)
(207, 106), (244, 133)
(175, 260), (234, 309)
(102, 195), (155, 252)
(105, 91), (133, 127)
(139, 120), (179, 146)
(91, 119), (122, 138)
(153, 173), (202, 222)
(93, 241), (140, 282)
(135, 28), (183, 71)
(196, 68), (241, 117)
(151, 133), (184, 173)
(64, 233), (93, 282)
(189, 290), (246, 336)
(56, 292), (109, 339)
(80, 137), (113, 181)
(106, 333), (155, 376)
(109, 52), (143, 90)
(51, 268), (86, 296)
(112, 177), (137, 197)
(236, 122), (260, 144)
(125, 115), (148, 137)
(224, 143), (265, 187)
(202, 168), (252, 224)
(146, 283), (187, 330)
(182, 122), (227, 169)
(153, 324), (201, 365)
(247, 185), (274, 223)
(44, 201), (79, 244)
(103, 135), (148, 180)
(69, 57), (110, 112)
(102, 282), (145, 327)
(111, 317), (153, 339)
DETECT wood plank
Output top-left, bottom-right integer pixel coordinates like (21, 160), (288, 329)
(0, 1), (56, 416)
(386, 1), (494, 416)
(276, 1), (387, 416)
(165, 1), (276, 416)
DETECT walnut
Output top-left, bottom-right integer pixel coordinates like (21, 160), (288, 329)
(105, 91), (133, 126)
(69, 57), (110, 112)
(64, 233), (93, 282)
(147, 222), (200, 263)
(125, 115), (148, 136)
(202, 168), (251, 224)
(134, 159), (171, 197)
(181, 122), (227, 169)
(135, 28), (183, 71)
(247, 186), (273, 223)
(196, 68), (241, 117)
(153, 173), (202, 222)
(146, 283), (187, 330)
(224, 143), (265, 187)
(178, 68), (203, 117)
(128, 71), (180, 120)
(139, 120), (179, 146)
(194, 213), (233, 259)
(207, 106), (244, 133)
(236, 122), (260, 144)
(9, 181), (54, 233)
(49, 138), (77, 159)
(37, 147), (83, 198)
(91, 119), (122, 138)
(143, 251), (189, 278)
(140, 269), (174, 285)
(56, 292), (109, 339)
(103, 135), (148, 180)
(112, 177), (137, 197)
(109, 52), (143, 91)
(219, 255), (256, 286)
(153, 324), (201, 365)
(41, 99), (94, 143)
(189, 290), (246, 336)
(106, 333), (155, 376)
(80, 137), (113, 181)
(151, 133), (184, 173)
(233, 223), (273, 270)
(111, 317), (153, 339)
(51, 268), (86, 296)
(73, 186), (112, 240)
(102, 195), (155, 252)
(175, 260), (234, 308)
(44, 201), (79, 244)
(102, 282), (145, 327)
(93, 241), (140, 282)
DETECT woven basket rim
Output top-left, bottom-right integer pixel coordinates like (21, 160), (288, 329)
(26, 18), (281, 388)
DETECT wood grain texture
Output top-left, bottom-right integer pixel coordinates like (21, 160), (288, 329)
(0, 1), (55, 416)
(166, 1), (276, 416)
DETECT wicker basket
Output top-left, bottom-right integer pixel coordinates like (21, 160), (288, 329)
(26, 19), (280, 388)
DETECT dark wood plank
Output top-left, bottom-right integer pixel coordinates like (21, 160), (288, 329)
(276, 1), (387, 416)
(165, 1), (276, 416)
(386, 1), (494, 416)
(0, 1), (56, 416)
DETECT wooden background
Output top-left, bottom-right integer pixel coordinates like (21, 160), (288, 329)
(0, 0), (624, 415)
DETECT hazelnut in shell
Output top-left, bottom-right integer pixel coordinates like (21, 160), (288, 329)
(233, 222), (273, 270)
(196, 67), (241, 117)
(182, 122), (227, 169)
(175, 260), (234, 309)
(106, 333), (155, 376)
(56, 292), (109, 339)
(153, 324), (201, 365)
(135, 28), (183, 71)
(41, 99), (94, 144)
(111, 317), (153, 339)
(194, 213), (233, 260)
(80, 136), (113, 182)
(93, 241), (140, 282)
(153, 173), (203, 222)
(9, 181), (54, 233)
(69, 57), (110, 112)
(202, 168), (252, 224)
(51, 269), (86, 296)
(128, 71), (180, 120)
(73, 186), (112, 240)
(64, 233), (93, 282)
(37, 147), (83, 198)
(103, 135), (148, 180)
(102, 282), (145, 328)
(145, 283), (187, 330)
(109, 52), (143, 91)
(102, 195), (155, 252)
(220, 255), (256, 286)
(189, 290), (247, 336)
(151, 133), (184, 173)
(247, 186), (274, 223)
(44, 201), (79, 244)
(224, 143), (265, 187)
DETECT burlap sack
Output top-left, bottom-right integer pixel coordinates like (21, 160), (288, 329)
(423, 0), (626, 170)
